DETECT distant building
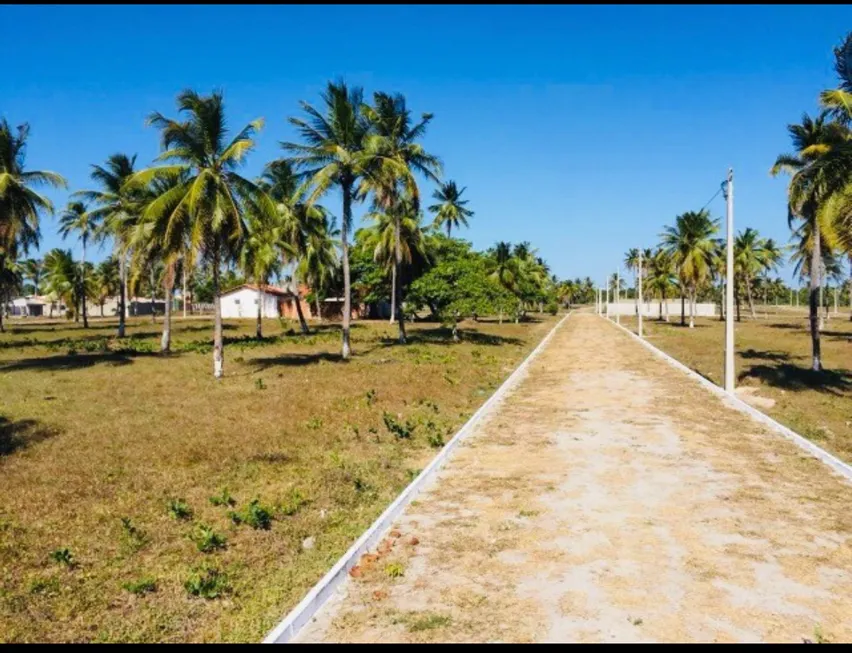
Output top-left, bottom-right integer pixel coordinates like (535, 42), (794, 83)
(219, 284), (313, 320)
(8, 295), (50, 317)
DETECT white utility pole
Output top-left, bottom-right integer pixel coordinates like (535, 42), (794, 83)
(604, 280), (609, 319)
(723, 168), (735, 394)
(638, 249), (644, 338)
(615, 271), (620, 325)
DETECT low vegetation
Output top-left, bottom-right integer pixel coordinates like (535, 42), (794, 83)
(0, 313), (555, 642)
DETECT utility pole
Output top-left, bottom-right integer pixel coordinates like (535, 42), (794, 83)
(723, 168), (735, 394)
(615, 271), (620, 325)
(604, 279), (610, 319)
(638, 249), (644, 338)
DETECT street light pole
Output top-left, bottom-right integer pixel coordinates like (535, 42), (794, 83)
(615, 271), (620, 325)
(723, 168), (735, 394)
(638, 249), (643, 338)
(605, 279), (610, 319)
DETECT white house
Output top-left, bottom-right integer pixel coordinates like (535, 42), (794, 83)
(219, 284), (312, 320)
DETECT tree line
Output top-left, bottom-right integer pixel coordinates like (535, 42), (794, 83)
(0, 82), (563, 377)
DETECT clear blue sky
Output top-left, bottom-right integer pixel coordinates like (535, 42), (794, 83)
(2, 5), (851, 286)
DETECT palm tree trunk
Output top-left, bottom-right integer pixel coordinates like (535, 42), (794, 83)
(118, 251), (127, 338)
(848, 257), (852, 322)
(452, 311), (460, 342)
(389, 262), (396, 324)
(634, 271), (639, 316)
(746, 277), (756, 319)
(681, 293), (685, 326)
(212, 256), (224, 379)
(81, 237), (89, 329)
(293, 282), (310, 335)
(150, 268), (157, 324)
(341, 182), (353, 359)
(689, 287), (696, 328)
(735, 280), (741, 322)
(395, 221), (406, 344)
(256, 280), (263, 339)
(100, 302), (104, 318)
(182, 259), (188, 319)
(809, 220), (822, 371)
(161, 265), (173, 353)
(315, 293), (322, 323)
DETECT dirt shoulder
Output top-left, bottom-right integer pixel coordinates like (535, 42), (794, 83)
(295, 313), (852, 643)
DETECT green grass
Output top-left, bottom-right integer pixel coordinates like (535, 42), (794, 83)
(0, 313), (556, 642)
(618, 306), (852, 462)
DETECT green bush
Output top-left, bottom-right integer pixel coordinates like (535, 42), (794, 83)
(122, 577), (157, 595)
(191, 524), (227, 553)
(184, 565), (230, 599)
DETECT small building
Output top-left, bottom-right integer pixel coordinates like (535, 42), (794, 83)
(219, 284), (313, 320)
(8, 296), (49, 317)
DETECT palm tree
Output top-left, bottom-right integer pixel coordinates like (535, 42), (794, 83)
(647, 249), (677, 321)
(298, 214), (339, 322)
(58, 201), (101, 328)
(43, 248), (79, 320)
(488, 241), (517, 324)
(732, 228), (784, 321)
(76, 153), (138, 337)
(771, 113), (847, 370)
(282, 81), (371, 360)
(21, 258), (43, 295)
(93, 257), (120, 317)
(360, 91), (441, 342)
(0, 256), (22, 331)
(0, 120), (66, 322)
(241, 205), (290, 339)
(661, 209), (720, 328)
(134, 89), (275, 378)
(624, 248), (640, 315)
(430, 180), (473, 238)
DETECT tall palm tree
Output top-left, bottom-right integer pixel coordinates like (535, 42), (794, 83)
(360, 91), (441, 342)
(732, 228), (784, 321)
(771, 113), (847, 370)
(43, 248), (79, 320)
(430, 180), (473, 238)
(134, 89), (275, 378)
(0, 256), (22, 331)
(488, 241), (517, 324)
(661, 209), (719, 328)
(21, 258), (43, 295)
(75, 153), (138, 337)
(58, 201), (101, 328)
(0, 120), (66, 315)
(298, 214), (339, 322)
(648, 249), (677, 321)
(624, 248), (640, 314)
(282, 81), (371, 359)
(93, 257), (120, 317)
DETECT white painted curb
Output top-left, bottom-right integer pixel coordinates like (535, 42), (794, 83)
(262, 312), (572, 643)
(603, 316), (852, 484)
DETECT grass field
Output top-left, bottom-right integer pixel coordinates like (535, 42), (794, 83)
(616, 306), (852, 462)
(0, 313), (557, 643)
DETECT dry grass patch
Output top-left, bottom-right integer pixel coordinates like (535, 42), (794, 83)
(0, 313), (555, 642)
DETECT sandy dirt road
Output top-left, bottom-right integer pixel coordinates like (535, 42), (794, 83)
(295, 313), (852, 643)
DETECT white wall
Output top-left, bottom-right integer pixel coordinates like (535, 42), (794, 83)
(606, 301), (717, 318)
(220, 288), (281, 319)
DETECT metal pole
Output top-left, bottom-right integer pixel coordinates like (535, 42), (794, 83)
(724, 168), (735, 394)
(615, 271), (620, 325)
(638, 249), (643, 338)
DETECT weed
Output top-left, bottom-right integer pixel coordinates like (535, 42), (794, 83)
(385, 562), (405, 578)
(209, 488), (236, 508)
(254, 377), (267, 391)
(278, 488), (307, 517)
(383, 412), (415, 440)
(167, 498), (193, 521)
(184, 565), (230, 599)
(304, 416), (323, 431)
(231, 499), (273, 530)
(365, 389), (377, 406)
(122, 577), (157, 595)
(191, 524), (227, 553)
(29, 576), (61, 594)
(406, 468), (422, 481)
(408, 612), (452, 632)
(518, 509), (539, 518)
(49, 548), (75, 568)
(120, 517), (148, 552)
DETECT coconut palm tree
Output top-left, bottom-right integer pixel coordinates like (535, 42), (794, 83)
(58, 201), (101, 328)
(133, 89), (275, 378)
(360, 91), (441, 342)
(0, 120), (66, 327)
(732, 228), (784, 321)
(647, 249), (677, 321)
(624, 248), (640, 314)
(298, 214), (340, 322)
(93, 257), (120, 317)
(430, 180), (473, 238)
(0, 256), (22, 331)
(75, 153), (139, 337)
(43, 248), (79, 320)
(21, 258), (43, 295)
(771, 113), (848, 370)
(488, 241), (517, 324)
(282, 81), (372, 360)
(661, 209), (720, 328)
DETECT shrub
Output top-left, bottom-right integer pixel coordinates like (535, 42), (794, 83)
(230, 499), (273, 530)
(546, 301), (559, 315)
(278, 489), (307, 517)
(209, 488), (236, 508)
(49, 548), (75, 568)
(167, 498), (193, 521)
(184, 565), (230, 599)
(383, 412), (414, 440)
(191, 524), (227, 553)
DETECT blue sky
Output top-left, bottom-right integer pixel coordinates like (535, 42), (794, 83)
(2, 5), (850, 286)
